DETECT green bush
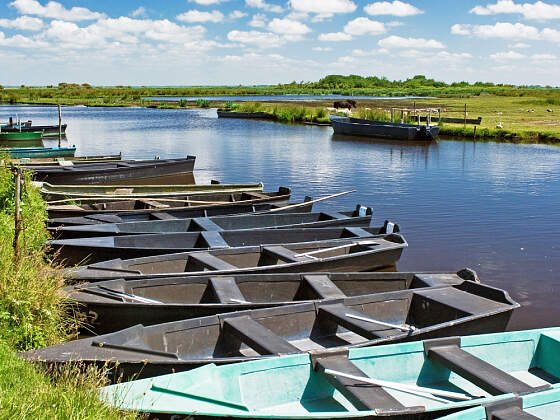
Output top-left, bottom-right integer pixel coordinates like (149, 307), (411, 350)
(196, 99), (211, 108)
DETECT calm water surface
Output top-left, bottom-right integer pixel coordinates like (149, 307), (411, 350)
(144, 94), (427, 102)
(6, 105), (560, 331)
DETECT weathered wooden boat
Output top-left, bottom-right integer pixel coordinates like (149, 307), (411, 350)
(65, 269), (478, 334)
(217, 110), (273, 119)
(9, 154), (122, 165)
(48, 197), (313, 227)
(2, 120), (67, 136)
(48, 205), (372, 239)
(47, 187), (291, 219)
(437, 387), (560, 420)
(330, 115), (440, 141)
(0, 130), (44, 147)
(1, 146), (76, 159)
(96, 327), (560, 418)
(25, 156), (196, 185)
(49, 225), (397, 265)
(22, 281), (519, 381)
(64, 233), (407, 282)
(39, 182), (264, 202)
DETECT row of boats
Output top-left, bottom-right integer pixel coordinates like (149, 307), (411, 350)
(17, 153), (558, 419)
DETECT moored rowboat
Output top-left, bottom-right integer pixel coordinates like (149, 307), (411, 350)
(97, 327), (559, 418)
(21, 280), (519, 380)
(48, 205), (372, 239)
(49, 225), (397, 265)
(64, 233), (407, 282)
(9, 154), (122, 165)
(65, 269), (478, 334)
(330, 115), (440, 141)
(1, 146), (76, 159)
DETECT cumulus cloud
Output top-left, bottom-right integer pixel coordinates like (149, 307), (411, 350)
(10, 0), (105, 21)
(0, 30), (49, 48)
(229, 10), (247, 19)
(290, 0), (357, 17)
(344, 17), (386, 35)
(130, 7), (147, 18)
(318, 32), (353, 41)
(268, 18), (311, 35)
(470, 0), (560, 20)
(227, 30), (284, 48)
(312, 46), (332, 51)
(176, 10), (224, 23)
(249, 13), (267, 27)
(490, 50), (527, 60)
(452, 21), (560, 41)
(245, 0), (283, 13)
(364, 1), (423, 17)
(0, 16), (43, 31)
(378, 35), (445, 48)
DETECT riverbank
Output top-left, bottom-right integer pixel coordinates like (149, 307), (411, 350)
(0, 164), (136, 419)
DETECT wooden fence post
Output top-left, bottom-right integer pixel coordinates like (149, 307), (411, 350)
(464, 103), (467, 127)
(58, 104), (62, 147)
(13, 167), (22, 263)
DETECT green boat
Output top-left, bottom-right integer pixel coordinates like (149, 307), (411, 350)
(37, 182), (265, 202)
(1, 146), (76, 159)
(0, 130), (43, 147)
(100, 328), (560, 419)
(437, 387), (560, 419)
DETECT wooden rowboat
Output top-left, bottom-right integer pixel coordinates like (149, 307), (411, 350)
(8, 154), (122, 165)
(0, 130), (43, 147)
(1, 146), (76, 159)
(65, 269), (478, 334)
(330, 115), (439, 141)
(38, 181), (264, 202)
(25, 156), (196, 185)
(46, 187), (291, 219)
(48, 205), (372, 239)
(97, 327), (559, 418)
(64, 233), (408, 282)
(21, 280), (518, 381)
(48, 225), (397, 265)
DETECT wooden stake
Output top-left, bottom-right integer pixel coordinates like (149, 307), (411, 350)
(58, 104), (62, 147)
(13, 168), (22, 263)
(464, 103), (467, 127)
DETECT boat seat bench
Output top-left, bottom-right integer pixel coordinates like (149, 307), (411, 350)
(415, 288), (511, 315)
(138, 199), (169, 209)
(318, 304), (402, 339)
(484, 399), (541, 420)
(312, 351), (420, 414)
(192, 218), (224, 231)
(188, 252), (237, 271)
(321, 212), (350, 220)
(424, 337), (550, 395)
(222, 315), (298, 355)
(261, 246), (302, 263)
(209, 277), (246, 303)
(303, 275), (346, 299)
(200, 231), (229, 248)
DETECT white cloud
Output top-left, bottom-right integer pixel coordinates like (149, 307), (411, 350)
(352, 48), (386, 56)
(229, 10), (247, 19)
(344, 17), (386, 35)
(227, 30), (284, 48)
(378, 35), (445, 48)
(531, 53), (556, 60)
(471, 0), (560, 20)
(290, 0), (357, 15)
(509, 42), (531, 48)
(10, 0), (105, 21)
(490, 50), (527, 60)
(176, 10), (224, 23)
(435, 51), (473, 61)
(0, 16), (43, 31)
(312, 46), (332, 51)
(268, 18), (311, 35)
(364, 1), (423, 17)
(318, 32), (353, 41)
(0, 30), (48, 48)
(130, 7), (147, 18)
(245, 0), (283, 13)
(249, 13), (267, 27)
(453, 21), (560, 41)
(451, 24), (471, 35)
(189, 0), (228, 4)
(386, 21), (404, 27)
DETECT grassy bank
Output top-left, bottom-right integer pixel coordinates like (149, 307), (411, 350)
(0, 163), (136, 419)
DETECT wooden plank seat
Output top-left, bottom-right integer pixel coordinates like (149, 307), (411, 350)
(414, 287), (511, 315)
(343, 227), (375, 238)
(243, 192), (268, 199)
(192, 217), (224, 231)
(260, 246), (303, 263)
(318, 304), (402, 340)
(188, 252), (237, 271)
(484, 399), (541, 420)
(200, 231), (229, 248)
(312, 350), (416, 413)
(303, 275), (346, 300)
(138, 199), (169, 209)
(424, 337), (550, 396)
(151, 212), (178, 220)
(209, 277), (246, 303)
(222, 315), (298, 355)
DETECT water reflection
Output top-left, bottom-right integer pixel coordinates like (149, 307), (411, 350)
(3, 105), (560, 330)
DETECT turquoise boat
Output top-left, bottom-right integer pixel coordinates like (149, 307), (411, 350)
(100, 328), (560, 418)
(437, 387), (560, 419)
(2, 146), (76, 159)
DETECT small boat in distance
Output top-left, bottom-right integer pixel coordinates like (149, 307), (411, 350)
(0, 130), (44, 147)
(1, 118), (67, 137)
(97, 327), (557, 418)
(330, 115), (440, 141)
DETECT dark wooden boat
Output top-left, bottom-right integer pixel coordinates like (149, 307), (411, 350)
(66, 269), (478, 334)
(64, 233), (407, 282)
(46, 187), (291, 219)
(25, 156), (196, 185)
(11, 154), (122, 165)
(21, 280), (518, 380)
(48, 196), (312, 227)
(49, 225), (397, 266)
(2, 120), (67, 136)
(330, 115), (440, 141)
(217, 110), (273, 119)
(48, 205), (372, 239)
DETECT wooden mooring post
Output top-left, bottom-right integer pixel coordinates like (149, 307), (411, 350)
(58, 104), (62, 147)
(13, 167), (22, 263)
(464, 103), (467, 127)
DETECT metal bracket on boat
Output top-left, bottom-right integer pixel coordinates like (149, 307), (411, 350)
(483, 398), (539, 420)
(423, 337), (461, 356)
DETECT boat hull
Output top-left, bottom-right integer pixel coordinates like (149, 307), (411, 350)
(330, 115), (439, 141)
(2, 146), (76, 159)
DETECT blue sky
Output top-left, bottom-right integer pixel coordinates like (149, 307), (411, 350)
(2, 0), (560, 85)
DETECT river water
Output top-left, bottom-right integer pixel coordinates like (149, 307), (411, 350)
(5, 105), (559, 331)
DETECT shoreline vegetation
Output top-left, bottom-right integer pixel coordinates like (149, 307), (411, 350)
(0, 163), (136, 419)
(2, 74), (559, 143)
